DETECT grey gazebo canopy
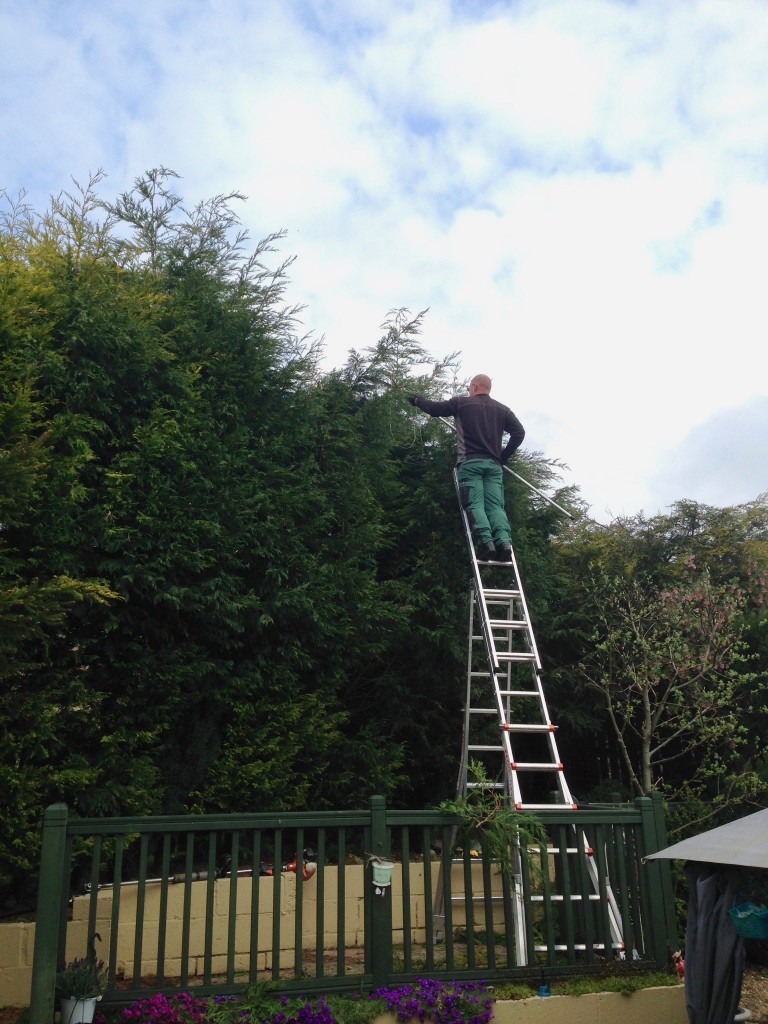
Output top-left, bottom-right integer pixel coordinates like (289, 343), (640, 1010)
(646, 808), (768, 870)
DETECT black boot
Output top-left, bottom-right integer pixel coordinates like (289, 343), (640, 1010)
(477, 540), (496, 562)
(496, 542), (512, 562)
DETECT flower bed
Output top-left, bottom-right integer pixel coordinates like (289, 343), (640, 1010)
(0, 973), (688, 1024)
(97, 979), (494, 1024)
(87, 974), (687, 1024)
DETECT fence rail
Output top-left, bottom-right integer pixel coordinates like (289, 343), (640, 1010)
(30, 794), (676, 1021)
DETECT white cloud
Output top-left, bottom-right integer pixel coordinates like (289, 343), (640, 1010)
(1, 0), (767, 521)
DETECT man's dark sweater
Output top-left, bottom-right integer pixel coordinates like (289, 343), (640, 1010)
(415, 393), (525, 465)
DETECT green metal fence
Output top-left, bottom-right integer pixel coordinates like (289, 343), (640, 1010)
(29, 794), (676, 1020)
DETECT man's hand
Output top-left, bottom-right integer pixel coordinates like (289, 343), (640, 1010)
(408, 396), (420, 407)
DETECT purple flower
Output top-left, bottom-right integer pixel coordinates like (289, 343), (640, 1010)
(118, 979), (492, 1024)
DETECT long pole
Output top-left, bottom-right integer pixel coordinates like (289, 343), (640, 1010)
(437, 416), (573, 520)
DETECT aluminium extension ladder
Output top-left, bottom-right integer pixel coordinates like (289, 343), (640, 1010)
(432, 469), (624, 964)
(454, 467), (572, 812)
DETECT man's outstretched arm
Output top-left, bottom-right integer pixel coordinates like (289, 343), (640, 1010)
(409, 395), (459, 417)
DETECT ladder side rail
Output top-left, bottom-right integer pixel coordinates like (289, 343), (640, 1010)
(472, 591), (519, 762)
(506, 544), (545, 671)
(497, 655), (517, 791)
(578, 826), (625, 951)
(434, 591), (484, 943)
(452, 471), (504, 679)
(469, 590), (524, 808)
(458, 592), (478, 798)
(466, 606), (528, 806)
(466, 618), (515, 794)
(503, 546), (577, 808)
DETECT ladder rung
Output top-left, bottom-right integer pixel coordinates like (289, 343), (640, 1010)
(514, 802), (579, 810)
(473, 670), (534, 679)
(530, 894), (602, 902)
(498, 689), (539, 697)
(502, 723), (557, 732)
(467, 781), (505, 790)
(449, 889), (609, 905)
(534, 943), (621, 952)
(451, 894), (505, 903)
(468, 707), (497, 715)
(497, 652), (536, 663)
(468, 744), (504, 752)
(509, 761), (564, 771)
(529, 847), (580, 855)
(472, 631), (529, 642)
(482, 588), (522, 599)
(487, 619), (528, 629)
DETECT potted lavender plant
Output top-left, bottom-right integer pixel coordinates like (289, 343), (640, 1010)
(55, 957), (107, 1023)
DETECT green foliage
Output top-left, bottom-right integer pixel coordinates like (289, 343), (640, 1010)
(547, 500), (768, 814)
(550, 971), (680, 997)
(320, 995), (389, 1024)
(9, 165), (763, 922)
(439, 761), (548, 879)
(492, 970), (680, 1000)
(4, 170), (575, 909)
(108, 981), (492, 1024)
(55, 957), (107, 999)
(580, 569), (757, 795)
(204, 985), (390, 1024)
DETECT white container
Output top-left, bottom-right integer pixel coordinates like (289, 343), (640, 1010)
(60, 995), (101, 1023)
(372, 860), (394, 886)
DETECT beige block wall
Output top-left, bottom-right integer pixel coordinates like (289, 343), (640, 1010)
(63, 861), (497, 978)
(488, 986), (687, 1024)
(67, 864), (375, 972)
(0, 921), (35, 1008)
(0, 861), (500, 1005)
(0, 860), (603, 1008)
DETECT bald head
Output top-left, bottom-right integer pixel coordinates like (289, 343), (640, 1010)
(469, 374), (492, 395)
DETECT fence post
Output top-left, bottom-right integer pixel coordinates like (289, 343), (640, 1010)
(369, 795), (392, 991)
(649, 790), (679, 950)
(30, 803), (69, 1023)
(637, 794), (678, 965)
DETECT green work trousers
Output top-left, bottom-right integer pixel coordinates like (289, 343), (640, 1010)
(457, 458), (511, 546)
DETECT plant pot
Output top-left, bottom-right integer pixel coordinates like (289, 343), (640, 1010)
(60, 995), (101, 1023)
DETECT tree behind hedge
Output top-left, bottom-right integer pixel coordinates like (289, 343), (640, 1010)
(545, 499), (768, 830)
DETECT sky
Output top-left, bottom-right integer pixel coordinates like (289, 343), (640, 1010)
(2, 0), (767, 523)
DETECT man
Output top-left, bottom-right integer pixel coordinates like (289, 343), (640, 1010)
(409, 374), (524, 562)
